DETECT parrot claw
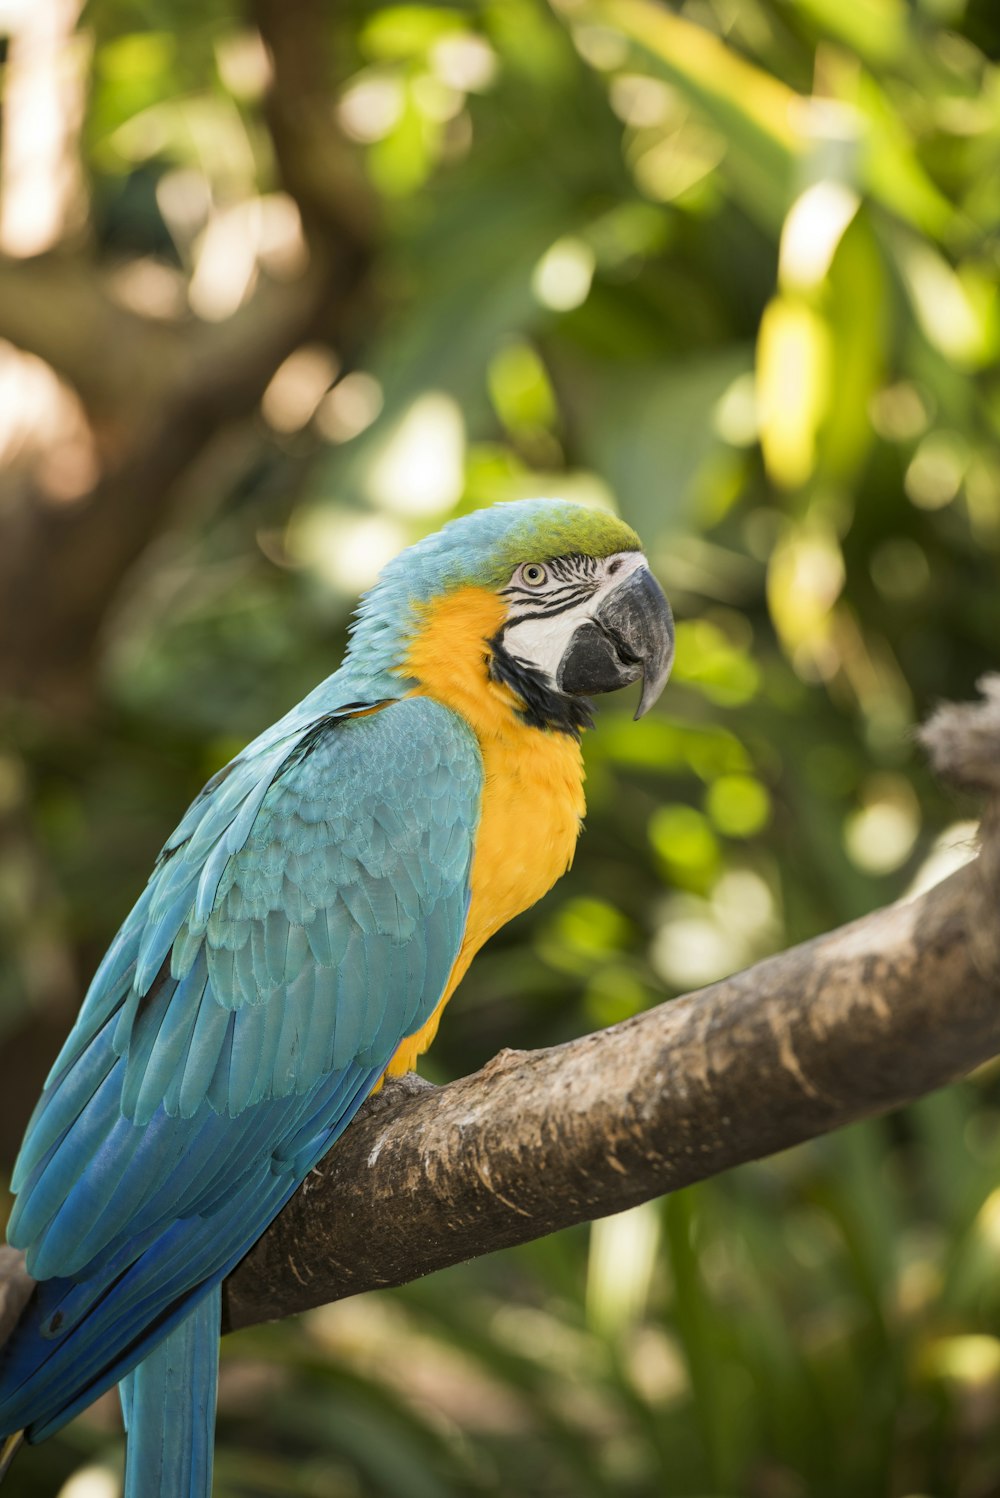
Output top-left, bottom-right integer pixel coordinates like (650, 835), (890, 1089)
(0, 1430), (25, 1483)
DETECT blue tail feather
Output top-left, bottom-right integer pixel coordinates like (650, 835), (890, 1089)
(119, 1284), (220, 1498)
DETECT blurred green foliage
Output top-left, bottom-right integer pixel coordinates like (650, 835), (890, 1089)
(3, 0), (1000, 1494)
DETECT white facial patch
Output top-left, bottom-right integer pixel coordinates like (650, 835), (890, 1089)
(501, 551), (649, 682)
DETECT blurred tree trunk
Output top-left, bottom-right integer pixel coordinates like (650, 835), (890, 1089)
(0, 0), (379, 1161)
(0, 0), (376, 713)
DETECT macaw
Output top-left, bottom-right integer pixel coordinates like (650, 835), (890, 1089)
(0, 498), (673, 1496)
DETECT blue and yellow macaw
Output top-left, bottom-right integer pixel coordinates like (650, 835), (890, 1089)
(0, 498), (673, 1496)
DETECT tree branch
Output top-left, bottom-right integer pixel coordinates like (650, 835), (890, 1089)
(252, 0), (378, 252)
(2, 681), (999, 1345)
(0, 254), (183, 414)
(0, 261), (338, 710)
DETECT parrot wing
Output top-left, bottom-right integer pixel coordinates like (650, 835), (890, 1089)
(0, 695), (481, 1438)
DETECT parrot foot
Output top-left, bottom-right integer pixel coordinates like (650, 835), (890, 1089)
(359, 1072), (436, 1123)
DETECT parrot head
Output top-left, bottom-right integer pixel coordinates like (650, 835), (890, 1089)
(348, 499), (674, 732)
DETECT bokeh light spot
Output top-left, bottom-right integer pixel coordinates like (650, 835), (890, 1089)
(487, 340), (557, 433)
(713, 372), (759, 447)
(869, 538), (930, 601)
(756, 296), (831, 488)
(921, 1335), (1000, 1386)
(431, 34), (498, 92)
(56, 1467), (120, 1498)
(779, 181), (859, 292)
(706, 775), (771, 838)
(287, 508), (406, 594)
(532, 237), (595, 312)
(315, 371), (384, 445)
(368, 392), (465, 517)
(844, 776), (920, 874)
(905, 430), (966, 510)
(261, 345), (338, 433)
(649, 804), (719, 879)
(650, 895), (746, 988)
(587, 1202), (660, 1335)
(869, 381), (931, 442)
(338, 73), (405, 143)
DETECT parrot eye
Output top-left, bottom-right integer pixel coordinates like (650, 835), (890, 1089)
(520, 563), (548, 587)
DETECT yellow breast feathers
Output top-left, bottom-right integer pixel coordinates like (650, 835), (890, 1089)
(386, 586), (586, 1074)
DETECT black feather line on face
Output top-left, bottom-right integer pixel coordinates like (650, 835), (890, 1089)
(486, 633), (594, 739)
(501, 589), (594, 624)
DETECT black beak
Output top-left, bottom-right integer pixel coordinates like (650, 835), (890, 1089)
(557, 566), (674, 719)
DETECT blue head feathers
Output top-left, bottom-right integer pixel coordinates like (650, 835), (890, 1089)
(344, 499), (641, 680)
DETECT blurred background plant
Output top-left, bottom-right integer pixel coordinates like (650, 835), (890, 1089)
(1, 0), (999, 1493)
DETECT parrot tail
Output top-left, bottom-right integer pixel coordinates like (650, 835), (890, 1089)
(0, 1430), (24, 1483)
(119, 1282), (220, 1498)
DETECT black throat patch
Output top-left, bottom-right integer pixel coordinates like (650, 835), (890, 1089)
(487, 634), (594, 739)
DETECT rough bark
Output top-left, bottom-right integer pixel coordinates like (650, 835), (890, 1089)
(1, 678), (998, 1347)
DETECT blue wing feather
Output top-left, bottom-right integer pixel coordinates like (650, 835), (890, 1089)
(4, 1063), (381, 1440)
(0, 693), (482, 1444)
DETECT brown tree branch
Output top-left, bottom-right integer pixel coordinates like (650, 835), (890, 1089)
(0, 254), (183, 413)
(252, 0), (378, 251)
(1, 679), (999, 1346)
